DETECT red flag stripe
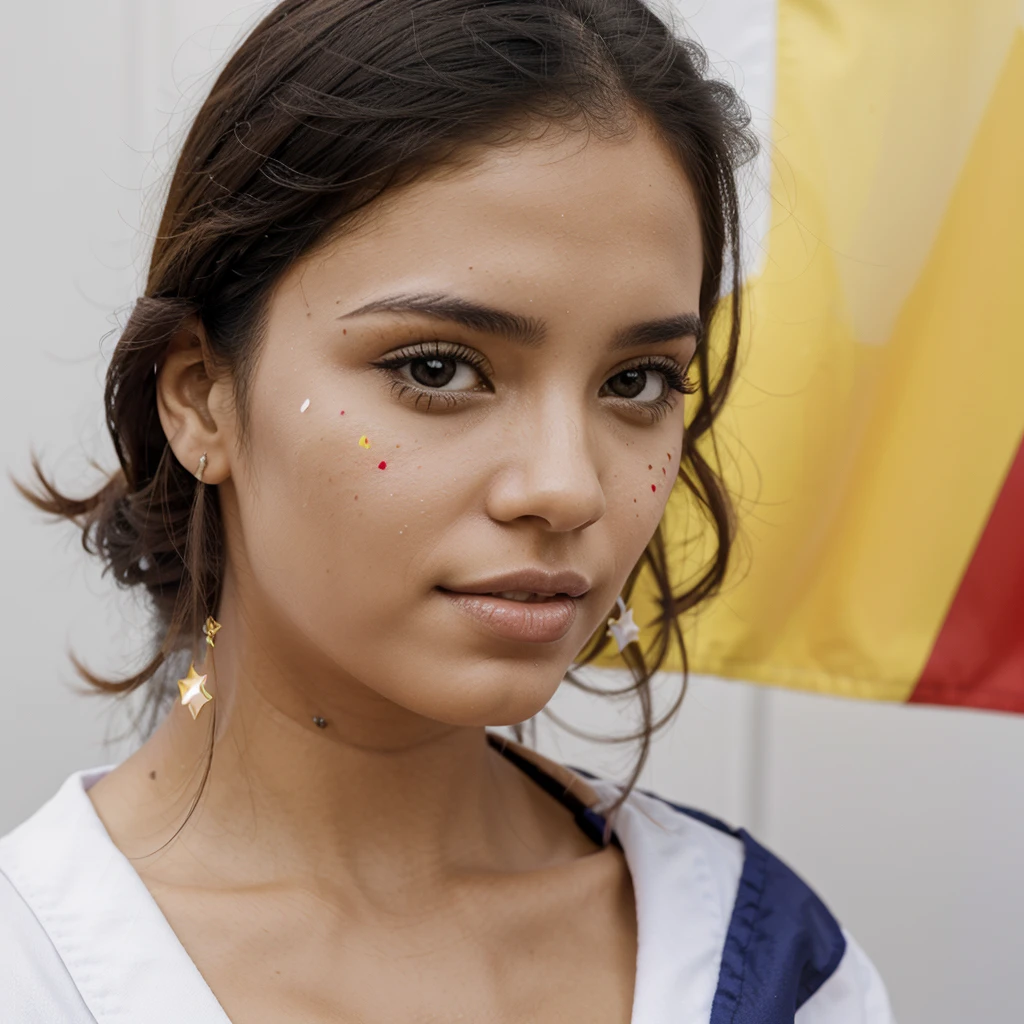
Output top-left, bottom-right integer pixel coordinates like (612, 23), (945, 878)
(909, 432), (1024, 712)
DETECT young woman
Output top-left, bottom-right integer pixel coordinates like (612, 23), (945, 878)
(0, 1), (895, 1021)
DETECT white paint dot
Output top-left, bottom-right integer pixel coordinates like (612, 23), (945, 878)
(300, 398), (310, 413)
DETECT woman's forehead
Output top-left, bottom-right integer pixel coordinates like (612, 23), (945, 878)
(283, 125), (703, 319)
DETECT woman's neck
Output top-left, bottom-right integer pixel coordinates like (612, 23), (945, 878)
(87, 645), (603, 903)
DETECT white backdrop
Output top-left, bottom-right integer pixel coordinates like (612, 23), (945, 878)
(0, 3), (1020, 1022)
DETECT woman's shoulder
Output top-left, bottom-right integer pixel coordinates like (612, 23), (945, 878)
(0, 868), (96, 1022)
(490, 739), (894, 1020)
(0, 765), (232, 1024)
(606, 779), (898, 1024)
(0, 768), (114, 1023)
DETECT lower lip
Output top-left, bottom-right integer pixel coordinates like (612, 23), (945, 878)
(440, 590), (579, 643)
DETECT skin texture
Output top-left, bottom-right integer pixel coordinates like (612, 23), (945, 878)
(88, 116), (703, 1023)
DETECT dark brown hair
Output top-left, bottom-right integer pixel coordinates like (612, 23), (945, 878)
(15, 0), (755, 806)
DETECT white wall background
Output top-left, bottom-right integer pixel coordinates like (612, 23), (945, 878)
(0, 3), (1020, 1022)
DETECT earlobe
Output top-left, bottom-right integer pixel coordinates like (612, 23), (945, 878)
(155, 319), (231, 485)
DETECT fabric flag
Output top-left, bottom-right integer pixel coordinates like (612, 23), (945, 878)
(601, 0), (1024, 713)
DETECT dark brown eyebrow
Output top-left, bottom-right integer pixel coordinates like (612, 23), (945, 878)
(337, 292), (702, 350)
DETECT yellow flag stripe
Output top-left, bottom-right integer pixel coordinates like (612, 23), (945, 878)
(595, 16), (1024, 710)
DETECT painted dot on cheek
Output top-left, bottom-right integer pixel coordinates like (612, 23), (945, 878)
(358, 435), (371, 448)
(652, 484), (657, 492)
(378, 461), (387, 470)
(340, 410), (345, 415)
(300, 398), (310, 413)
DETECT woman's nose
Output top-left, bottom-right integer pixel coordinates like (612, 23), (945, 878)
(485, 399), (607, 533)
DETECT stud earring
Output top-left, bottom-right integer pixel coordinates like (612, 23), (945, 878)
(176, 615), (221, 720)
(194, 452), (208, 483)
(606, 597), (641, 652)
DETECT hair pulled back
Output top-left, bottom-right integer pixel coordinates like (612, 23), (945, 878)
(17, 0), (756, 795)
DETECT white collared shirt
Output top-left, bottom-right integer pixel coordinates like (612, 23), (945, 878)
(0, 766), (895, 1023)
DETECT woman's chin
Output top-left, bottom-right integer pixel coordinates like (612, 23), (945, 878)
(384, 670), (564, 730)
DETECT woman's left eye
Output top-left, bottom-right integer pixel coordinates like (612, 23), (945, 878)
(600, 358), (696, 408)
(603, 367), (668, 403)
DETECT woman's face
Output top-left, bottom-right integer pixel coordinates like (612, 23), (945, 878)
(213, 119), (703, 729)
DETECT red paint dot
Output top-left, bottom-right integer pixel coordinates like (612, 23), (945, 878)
(666, 452), (671, 460)
(651, 484), (657, 492)
(339, 410), (345, 415)
(378, 461), (387, 470)
(662, 467), (666, 475)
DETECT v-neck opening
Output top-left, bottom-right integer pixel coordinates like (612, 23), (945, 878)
(4, 748), (745, 1024)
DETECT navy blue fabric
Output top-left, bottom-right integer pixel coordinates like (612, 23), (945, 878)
(637, 789), (847, 1023)
(569, 767), (847, 1018)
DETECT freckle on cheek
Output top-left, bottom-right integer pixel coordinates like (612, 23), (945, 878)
(648, 464), (652, 470)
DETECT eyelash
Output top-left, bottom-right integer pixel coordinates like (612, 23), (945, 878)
(370, 340), (698, 420)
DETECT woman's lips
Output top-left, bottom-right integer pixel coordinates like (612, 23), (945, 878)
(439, 589), (578, 643)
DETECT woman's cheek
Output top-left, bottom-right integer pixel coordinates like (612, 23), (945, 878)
(622, 446), (679, 522)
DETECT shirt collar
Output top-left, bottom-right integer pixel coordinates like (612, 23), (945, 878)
(586, 778), (743, 1024)
(0, 766), (232, 1024)
(1, 766), (741, 1024)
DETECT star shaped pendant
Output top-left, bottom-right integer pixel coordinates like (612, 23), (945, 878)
(177, 663), (213, 720)
(606, 597), (641, 652)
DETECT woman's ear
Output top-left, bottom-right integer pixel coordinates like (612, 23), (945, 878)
(156, 318), (234, 484)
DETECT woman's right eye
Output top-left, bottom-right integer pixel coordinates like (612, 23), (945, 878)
(399, 355), (484, 391)
(370, 342), (495, 407)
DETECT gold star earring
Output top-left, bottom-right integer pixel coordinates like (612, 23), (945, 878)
(177, 616), (221, 720)
(177, 453), (220, 720)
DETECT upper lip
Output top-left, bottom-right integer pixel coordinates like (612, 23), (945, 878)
(441, 568), (591, 599)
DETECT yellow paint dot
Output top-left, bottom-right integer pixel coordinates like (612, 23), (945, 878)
(358, 435), (371, 449)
